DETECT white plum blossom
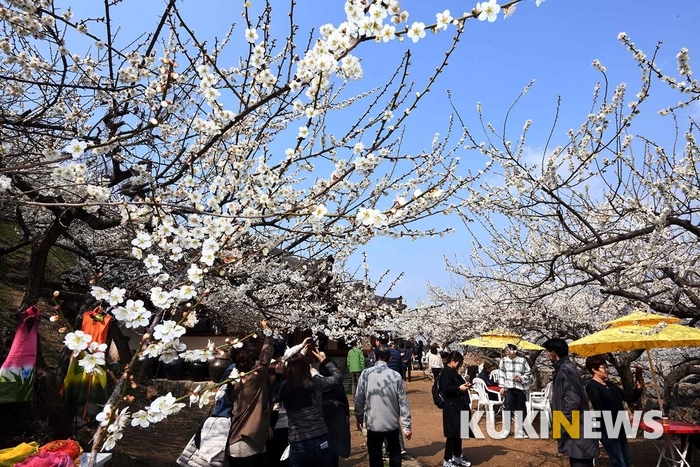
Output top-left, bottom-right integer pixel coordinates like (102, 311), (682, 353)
(150, 287), (173, 309)
(107, 287), (126, 306)
(178, 284), (197, 300)
(311, 204), (328, 219)
(63, 139), (88, 158)
(153, 320), (186, 344)
(64, 330), (93, 354)
(244, 28), (259, 43)
(187, 264), (204, 284)
(78, 351), (105, 373)
(477, 0), (501, 22)
(131, 410), (150, 428)
(95, 404), (112, 427)
(356, 207), (387, 227)
(90, 286), (110, 302)
(101, 432), (122, 452)
(406, 22), (426, 43)
(184, 311), (199, 328)
(0, 175), (11, 191)
(131, 232), (152, 249)
(436, 10), (453, 31)
(146, 392), (186, 423)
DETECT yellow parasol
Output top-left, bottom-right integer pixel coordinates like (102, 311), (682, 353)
(603, 310), (681, 328)
(568, 320), (700, 414)
(460, 330), (544, 351)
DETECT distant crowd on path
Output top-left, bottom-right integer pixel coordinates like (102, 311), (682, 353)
(360, 337), (646, 467)
(179, 324), (647, 467)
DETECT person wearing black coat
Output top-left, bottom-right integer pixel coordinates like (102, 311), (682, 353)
(543, 338), (599, 467)
(584, 355), (643, 467)
(387, 342), (403, 376)
(319, 359), (351, 467)
(438, 352), (472, 467)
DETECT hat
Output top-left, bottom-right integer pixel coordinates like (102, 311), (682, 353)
(505, 344), (518, 351)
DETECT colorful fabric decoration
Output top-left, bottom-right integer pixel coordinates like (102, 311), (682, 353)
(0, 306), (40, 403)
(0, 441), (39, 467)
(13, 451), (74, 467)
(38, 439), (82, 460)
(62, 307), (111, 420)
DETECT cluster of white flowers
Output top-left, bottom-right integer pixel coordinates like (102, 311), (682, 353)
(91, 286), (127, 307)
(188, 384), (215, 408)
(96, 405), (130, 451)
(112, 299), (152, 329)
(128, 392), (185, 433)
(0, 0), (559, 456)
(353, 153), (381, 174)
(356, 207), (387, 228)
(0, 175), (11, 191)
(153, 319), (187, 344)
(63, 331), (107, 373)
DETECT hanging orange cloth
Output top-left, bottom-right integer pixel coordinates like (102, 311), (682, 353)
(81, 308), (111, 345)
(61, 307), (112, 420)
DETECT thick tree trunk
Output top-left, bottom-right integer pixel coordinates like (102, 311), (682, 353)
(21, 213), (72, 309)
(610, 350), (644, 409)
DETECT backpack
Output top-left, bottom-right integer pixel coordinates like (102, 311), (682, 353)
(432, 371), (444, 408)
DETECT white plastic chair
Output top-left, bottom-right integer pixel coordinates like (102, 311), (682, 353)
(525, 382), (552, 426)
(468, 388), (480, 411)
(472, 378), (503, 425)
(489, 369), (501, 383)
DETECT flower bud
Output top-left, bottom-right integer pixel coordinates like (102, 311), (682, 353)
(52, 290), (60, 298)
(58, 327), (67, 333)
(50, 315), (60, 322)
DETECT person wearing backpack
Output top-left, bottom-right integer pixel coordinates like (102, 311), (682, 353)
(439, 351), (472, 467)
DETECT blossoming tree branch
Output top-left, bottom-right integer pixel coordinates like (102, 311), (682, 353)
(0, 0), (547, 460)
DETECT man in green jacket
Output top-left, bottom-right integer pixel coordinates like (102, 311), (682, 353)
(347, 345), (366, 396)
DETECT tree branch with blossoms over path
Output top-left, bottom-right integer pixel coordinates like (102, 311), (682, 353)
(0, 0), (553, 462)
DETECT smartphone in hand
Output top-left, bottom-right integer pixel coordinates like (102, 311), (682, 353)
(635, 366), (643, 382)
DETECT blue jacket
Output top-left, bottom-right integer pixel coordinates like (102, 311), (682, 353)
(388, 348), (403, 375)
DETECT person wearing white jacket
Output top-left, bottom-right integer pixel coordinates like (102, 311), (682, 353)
(428, 345), (444, 381)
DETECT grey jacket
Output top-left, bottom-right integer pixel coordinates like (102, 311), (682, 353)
(354, 361), (412, 433)
(551, 357), (599, 459)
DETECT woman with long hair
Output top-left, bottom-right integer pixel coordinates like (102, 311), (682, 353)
(278, 347), (343, 467)
(439, 351), (472, 467)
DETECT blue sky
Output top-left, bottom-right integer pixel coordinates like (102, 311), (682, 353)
(68, 0), (699, 305)
(338, 0), (700, 305)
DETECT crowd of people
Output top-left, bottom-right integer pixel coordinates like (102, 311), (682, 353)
(198, 322), (645, 467)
